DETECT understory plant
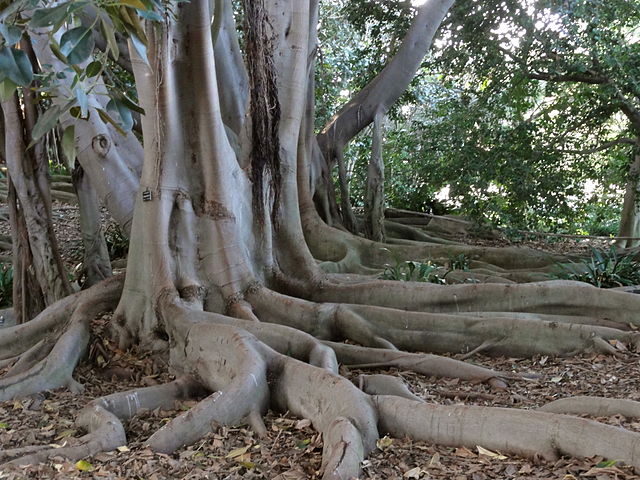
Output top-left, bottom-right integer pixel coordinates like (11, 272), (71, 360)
(0, 263), (13, 307)
(558, 246), (640, 288)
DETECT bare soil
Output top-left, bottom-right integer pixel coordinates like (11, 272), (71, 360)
(1, 203), (639, 480)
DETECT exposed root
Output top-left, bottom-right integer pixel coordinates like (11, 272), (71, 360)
(324, 341), (519, 388)
(148, 324), (270, 453)
(375, 395), (640, 468)
(1, 377), (202, 467)
(539, 396), (640, 418)
(355, 374), (423, 402)
(0, 276), (123, 401)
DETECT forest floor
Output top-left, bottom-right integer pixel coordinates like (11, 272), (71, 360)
(0, 202), (638, 480)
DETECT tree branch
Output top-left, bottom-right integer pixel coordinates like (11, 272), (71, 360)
(317, 0), (455, 158)
(527, 71), (609, 84)
(552, 137), (638, 155)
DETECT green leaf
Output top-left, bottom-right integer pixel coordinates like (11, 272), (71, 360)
(97, 108), (126, 136)
(30, 102), (72, 144)
(0, 23), (22, 45)
(117, 93), (144, 115)
(107, 98), (133, 131)
(61, 125), (76, 166)
(0, 78), (17, 101)
(59, 26), (94, 65)
(0, 422), (8, 428)
(99, 14), (119, 61)
(74, 87), (88, 118)
(129, 32), (147, 64)
(0, 46), (32, 86)
(29, 2), (70, 28)
(85, 60), (102, 77)
(75, 460), (93, 472)
(596, 459), (618, 468)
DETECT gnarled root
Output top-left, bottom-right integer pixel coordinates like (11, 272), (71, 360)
(0, 276), (123, 401)
(1, 376), (202, 467)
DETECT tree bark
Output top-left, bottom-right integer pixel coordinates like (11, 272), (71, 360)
(364, 111), (386, 242)
(2, 95), (72, 309)
(72, 165), (113, 287)
(617, 152), (640, 248)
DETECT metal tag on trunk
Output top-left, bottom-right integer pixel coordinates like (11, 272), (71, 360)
(142, 189), (153, 202)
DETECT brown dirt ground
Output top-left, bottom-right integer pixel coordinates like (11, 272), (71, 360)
(1, 203), (639, 480)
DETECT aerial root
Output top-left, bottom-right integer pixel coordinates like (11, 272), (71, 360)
(0, 377), (203, 468)
(539, 396), (640, 418)
(374, 395), (640, 468)
(0, 276), (123, 402)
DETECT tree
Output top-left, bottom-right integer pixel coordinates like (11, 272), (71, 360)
(3, 1), (640, 478)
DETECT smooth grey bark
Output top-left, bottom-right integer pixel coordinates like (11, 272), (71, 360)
(364, 112), (385, 242)
(29, 28), (143, 234)
(212, 0), (248, 138)
(72, 166), (113, 287)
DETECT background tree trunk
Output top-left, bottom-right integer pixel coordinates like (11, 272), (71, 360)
(617, 152), (640, 248)
(72, 165), (112, 287)
(364, 112), (386, 242)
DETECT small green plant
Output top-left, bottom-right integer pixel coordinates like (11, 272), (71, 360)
(0, 263), (13, 307)
(558, 246), (640, 288)
(380, 260), (446, 284)
(448, 253), (470, 271)
(104, 224), (129, 259)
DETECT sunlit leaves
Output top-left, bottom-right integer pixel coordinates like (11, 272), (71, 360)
(0, 46), (32, 86)
(59, 26), (94, 64)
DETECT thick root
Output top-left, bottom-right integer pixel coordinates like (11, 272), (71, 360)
(1, 377), (202, 467)
(375, 395), (640, 468)
(539, 396), (640, 418)
(0, 276), (123, 401)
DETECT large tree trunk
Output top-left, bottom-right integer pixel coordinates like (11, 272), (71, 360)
(8, 2), (640, 479)
(617, 152), (640, 248)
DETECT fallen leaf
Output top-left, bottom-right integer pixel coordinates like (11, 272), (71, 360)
(428, 452), (441, 466)
(75, 460), (94, 472)
(454, 447), (475, 457)
(476, 445), (507, 460)
(55, 429), (76, 440)
(376, 436), (393, 450)
(403, 466), (422, 478)
(117, 445), (130, 452)
(226, 445), (250, 459)
(295, 418), (311, 429)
